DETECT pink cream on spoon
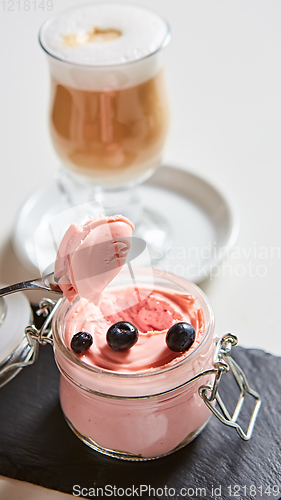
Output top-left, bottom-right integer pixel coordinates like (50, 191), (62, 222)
(54, 214), (134, 305)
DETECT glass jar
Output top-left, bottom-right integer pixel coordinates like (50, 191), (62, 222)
(50, 268), (257, 460)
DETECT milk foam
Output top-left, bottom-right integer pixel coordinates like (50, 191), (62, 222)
(40, 3), (169, 66)
(39, 3), (170, 91)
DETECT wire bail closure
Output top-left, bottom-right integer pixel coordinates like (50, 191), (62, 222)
(199, 333), (261, 440)
(25, 298), (61, 348)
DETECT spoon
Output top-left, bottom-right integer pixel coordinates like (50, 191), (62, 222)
(0, 273), (63, 298)
(0, 236), (147, 299)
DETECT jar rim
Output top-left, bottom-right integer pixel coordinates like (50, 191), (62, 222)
(52, 268), (215, 380)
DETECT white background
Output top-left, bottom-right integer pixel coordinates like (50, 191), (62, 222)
(0, 0), (281, 497)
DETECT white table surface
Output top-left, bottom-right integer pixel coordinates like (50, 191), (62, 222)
(1, 0), (281, 497)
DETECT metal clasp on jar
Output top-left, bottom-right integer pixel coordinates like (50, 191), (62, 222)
(199, 333), (262, 440)
(25, 298), (62, 348)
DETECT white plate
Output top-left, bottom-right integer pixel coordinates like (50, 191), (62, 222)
(12, 165), (239, 282)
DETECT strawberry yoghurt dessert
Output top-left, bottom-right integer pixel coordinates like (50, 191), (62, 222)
(52, 215), (216, 460)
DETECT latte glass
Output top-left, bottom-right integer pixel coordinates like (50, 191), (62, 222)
(39, 3), (171, 232)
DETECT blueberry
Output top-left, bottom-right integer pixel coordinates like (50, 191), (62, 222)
(71, 331), (93, 354)
(106, 321), (139, 352)
(166, 322), (196, 352)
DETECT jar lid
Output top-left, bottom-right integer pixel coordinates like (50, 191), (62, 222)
(0, 290), (33, 387)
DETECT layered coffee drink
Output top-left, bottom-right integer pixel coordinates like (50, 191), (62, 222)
(39, 3), (170, 186)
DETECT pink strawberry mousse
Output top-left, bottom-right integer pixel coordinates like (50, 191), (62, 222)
(56, 279), (213, 458)
(64, 287), (205, 373)
(54, 215), (134, 305)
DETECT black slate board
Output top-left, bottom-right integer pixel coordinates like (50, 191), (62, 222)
(0, 334), (280, 500)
